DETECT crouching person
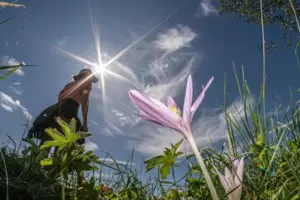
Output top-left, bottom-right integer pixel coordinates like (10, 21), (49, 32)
(28, 68), (99, 147)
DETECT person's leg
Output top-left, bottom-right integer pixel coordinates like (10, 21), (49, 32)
(75, 118), (85, 145)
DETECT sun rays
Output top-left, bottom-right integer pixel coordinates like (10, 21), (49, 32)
(50, 0), (188, 127)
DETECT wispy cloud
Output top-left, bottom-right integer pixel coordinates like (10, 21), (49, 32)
(9, 82), (23, 95)
(99, 157), (136, 166)
(196, 0), (217, 17)
(80, 23), (241, 158)
(84, 140), (99, 151)
(1, 56), (25, 76)
(92, 24), (199, 137)
(154, 25), (197, 52)
(0, 92), (32, 120)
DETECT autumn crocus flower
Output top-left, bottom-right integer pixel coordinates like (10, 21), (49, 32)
(128, 74), (219, 200)
(216, 158), (244, 200)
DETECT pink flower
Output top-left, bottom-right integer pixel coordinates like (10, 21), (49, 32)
(216, 158), (244, 200)
(128, 75), (214, 139)
(128, 74), (219, 200)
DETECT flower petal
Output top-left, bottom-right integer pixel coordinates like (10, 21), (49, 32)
(224, 167), (233, 189)
(183, 75), (193, 123)
(137, 113), (163, 126)
(167, 96), (178, 108)
(217, 172), (230, 192)
(129, 90), (182, 130)
(191, 76), (214, 119)
(233, 186), (243, 200)
(181, 120), (191, 136)
(233, 159), (240, 172)
(234, 157), (244, 185)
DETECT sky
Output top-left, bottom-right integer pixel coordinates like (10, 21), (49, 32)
(0, 0), (299, 180)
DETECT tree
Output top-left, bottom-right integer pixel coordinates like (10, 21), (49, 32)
(218, 0), (300, 54)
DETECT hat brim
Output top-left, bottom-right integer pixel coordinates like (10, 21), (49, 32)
(91, 76), (99, 83)
(73, 74), (99, 83)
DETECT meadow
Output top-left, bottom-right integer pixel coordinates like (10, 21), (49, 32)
(0, 1), (300, 200)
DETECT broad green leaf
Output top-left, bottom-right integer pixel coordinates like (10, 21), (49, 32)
(69, 118), (77, 132)
(45, 128), (66, 142)
(56, 117), (76, 141)
(40, 158), (53, 166)
(172, 139), (184, 154)
(40, 140), (65, 149)
(76, 132), (92, 139)
(144, 155), (165, 172)
(160, 163), (171, 180)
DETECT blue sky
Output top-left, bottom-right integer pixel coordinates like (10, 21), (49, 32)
(0, 0), (299, 179)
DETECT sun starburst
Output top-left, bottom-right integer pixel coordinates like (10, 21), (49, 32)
(51, 0), (188, 129)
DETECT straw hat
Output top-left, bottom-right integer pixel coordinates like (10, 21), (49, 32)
(72, 68), (99, 83)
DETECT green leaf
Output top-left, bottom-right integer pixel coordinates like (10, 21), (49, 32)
(258, 148), (271, 168)
(22, 137), (37, 146)
(160, 163), (171, 180)
(56, 117), (77, 141)
(290, 193), (300, 200)
(69, 118), (77, 133)
(250, 143), (263, 153)
(45, 128), (66, 142)
(76, 132), (92, 139)
(40, 140), (65, 149)
(256, 133), (265, 146)
(173, 139), (184, 152)
(287, 140), (298, 151)
(0, 67), (20, 80)
(40, 158), (53, 166)
(144, 155), (165, 172)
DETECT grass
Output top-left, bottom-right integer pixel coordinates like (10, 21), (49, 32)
(1, 1), (300, 200)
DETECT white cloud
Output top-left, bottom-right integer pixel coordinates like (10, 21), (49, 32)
(99, 157), (136, 166)
(12, 81), (21, 86)
(196, 0), (217, 17)
(0, 92), (32, 120)
(9, 82), (23, 95)
(1, 56), (25, 76)
(154, 25), (197, 52)
(93, 25), (199, 138)
(84, 140), (99, 151)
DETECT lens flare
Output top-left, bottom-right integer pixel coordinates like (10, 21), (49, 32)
(50, 0), (188, 128)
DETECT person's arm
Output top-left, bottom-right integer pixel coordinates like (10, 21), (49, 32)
(81, 84), (92, 131)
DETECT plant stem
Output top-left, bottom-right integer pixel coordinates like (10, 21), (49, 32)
(157, 166), (166, 197)
(61, 170), (65, 200)
(188, 136), (219, 200)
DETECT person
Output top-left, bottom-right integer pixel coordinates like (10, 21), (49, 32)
(28, 68), (99, 146)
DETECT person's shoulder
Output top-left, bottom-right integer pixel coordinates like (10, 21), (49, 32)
(64, 81), (76, 89)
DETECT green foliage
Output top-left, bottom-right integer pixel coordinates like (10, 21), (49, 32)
(218, 0), (300, 53)
(0, 64), (36, 80)
(144, 139), (183, 180)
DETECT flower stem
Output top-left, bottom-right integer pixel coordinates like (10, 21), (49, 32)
(188, 136), (219, 200)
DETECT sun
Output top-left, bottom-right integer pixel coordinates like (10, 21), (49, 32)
(94, 63), (105, 74)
